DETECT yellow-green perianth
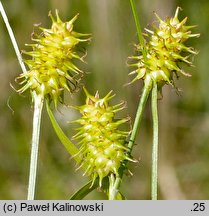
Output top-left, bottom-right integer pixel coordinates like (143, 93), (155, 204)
(73, 88), (133, 187)
(129, 7), (200, 89)
(18, 10), (90, 106)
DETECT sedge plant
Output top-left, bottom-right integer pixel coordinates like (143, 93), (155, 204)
(20, 11), (90, 200)
(116, 1), (199, 200)
(71, 88), (135, 199)
(0, 2), (90, 200)
(0, 0), (200, 200)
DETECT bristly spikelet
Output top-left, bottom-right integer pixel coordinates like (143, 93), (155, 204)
(18, 10), (90, 106)
(129, 7), (200, 89)
(73, 88), (133, 187)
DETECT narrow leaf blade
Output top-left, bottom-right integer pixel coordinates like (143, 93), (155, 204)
(70, 179), (99, 200)
(46, 101), (80, 163)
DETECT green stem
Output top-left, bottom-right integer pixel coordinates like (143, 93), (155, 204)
(27, 93), (44, 200)
(129, 0), (147, 59)
(0, 1), (27, 74)
(151, 83), (159, 200)
(108, 173), (116, 200)
(111, 0), (150, 200)
(128, 78), (152, 152)
(0, 0), (44, 200)
(111, 77), (153, 199)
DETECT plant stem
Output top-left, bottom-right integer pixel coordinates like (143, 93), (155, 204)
(0, 1), (43, 200)
(111, 77), (153, 199)
(129, 0), (147, 59)
(151, 83), (159, 200)
(1, 0), (43, 200)
(128, 78), (152, 152)
(27, 93), (44, 200)
(108, 0), (149, 200)
(0, 1), (27, 74)
(108, 174), (116, 200)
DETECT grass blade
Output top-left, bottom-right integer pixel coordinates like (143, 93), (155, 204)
(70, 179), (99, 200)
(46, 101), (80, 163)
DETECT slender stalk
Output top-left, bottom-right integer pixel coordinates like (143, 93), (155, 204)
(0, 3), (42, 198)
(127, 78), (152, 152)
(110, 0), (151, 200)
(151, 83), (159, 200)
(111, 77), (153, 199)
(129, 0), (147, 59)
(0, 1), (27, 74)
(108, 174), (116, 200)
(0, 1), (43, 200)
(27, 93), (44, 200)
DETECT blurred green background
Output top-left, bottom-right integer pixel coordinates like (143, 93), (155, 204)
(0, 0), (209, 199)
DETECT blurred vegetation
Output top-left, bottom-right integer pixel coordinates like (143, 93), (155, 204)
(0, 0), (209, 199)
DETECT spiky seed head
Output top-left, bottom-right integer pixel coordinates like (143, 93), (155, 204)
(18, 10), (90, 107)
(129, 7), (200, 89)
(73, 88), (134, 187)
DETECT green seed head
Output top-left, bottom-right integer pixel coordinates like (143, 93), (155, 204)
(129, 7), (199, 89)
(18, 10), (90, 106)
(73, 88), (133, 187)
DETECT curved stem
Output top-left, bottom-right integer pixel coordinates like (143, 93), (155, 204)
(0, 1), (27, 74)
(151, 83), (159, 200)
(27, 93), (44, 200)
(111, 77), (153, 199)
(129, 0), (147, 59)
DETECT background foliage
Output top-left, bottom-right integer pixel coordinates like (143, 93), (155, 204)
(0, 0), (208, 199)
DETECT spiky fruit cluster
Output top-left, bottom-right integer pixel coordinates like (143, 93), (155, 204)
(73, 88), (132, 187)
(18, 10), (90, 106)
(129, 7), (199, 89)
